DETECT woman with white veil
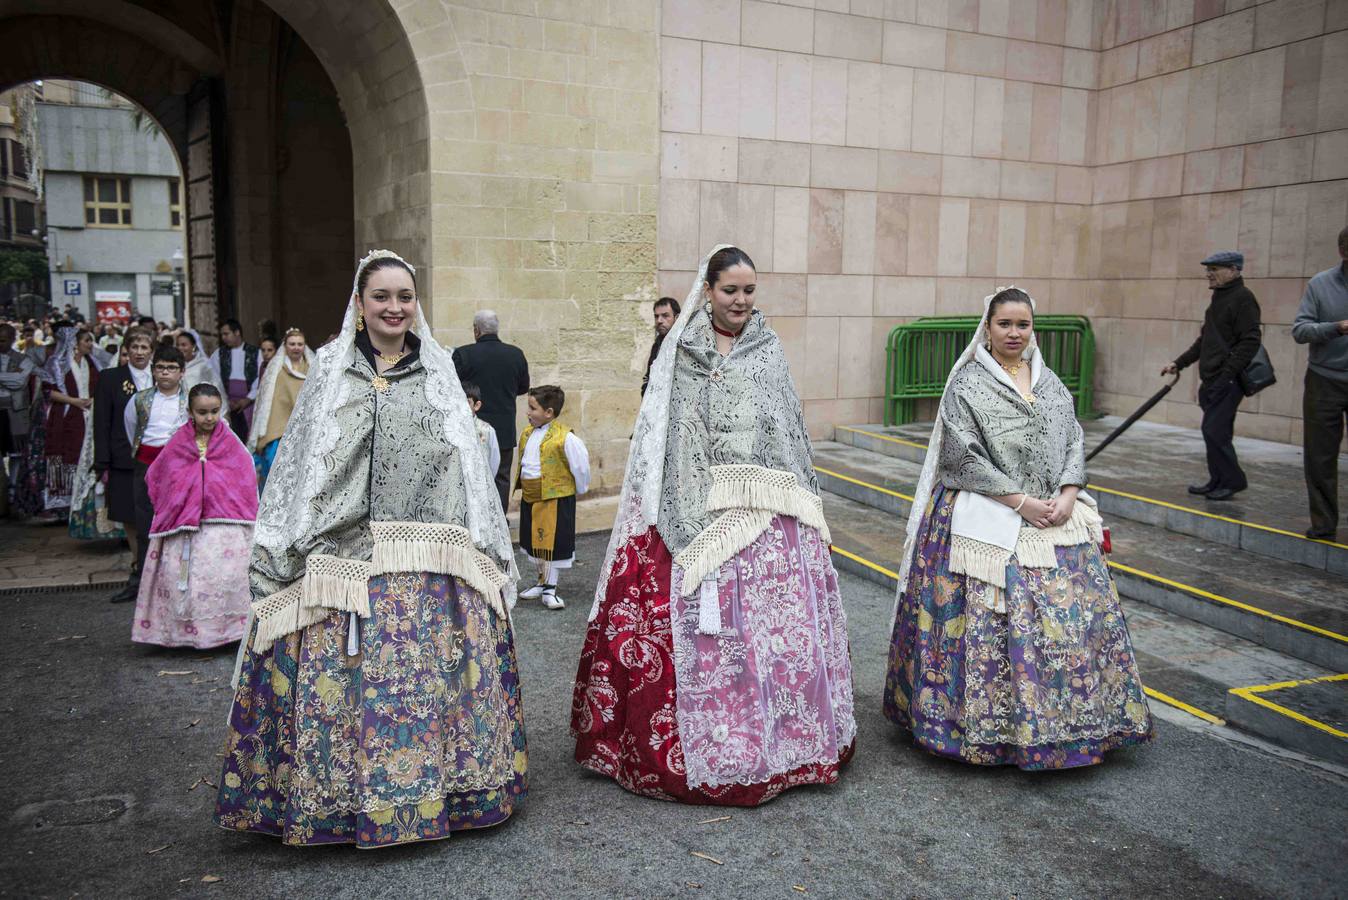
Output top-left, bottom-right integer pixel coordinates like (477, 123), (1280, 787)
(175, 328), (225, 395)
(214, 251), (527, 847)
(247, 326), (314, 492)
(572, 245), (855, 806)
(884, 287), (1151, 769)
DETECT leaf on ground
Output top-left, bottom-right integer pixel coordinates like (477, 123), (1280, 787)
(793, 887), (807, 894)
(184, 718), (201, 729)
(571, 819), (589, 826)
(201, 874), (223, 884)
(145, 844), (171, 855)
(689, 851), (723, 865)
(685, 883), (702, 890)
(698, 815), (732, 825)
(157, 670), (196, 677)
(48, 634), (87, 643)
(186, 776), (217, 792)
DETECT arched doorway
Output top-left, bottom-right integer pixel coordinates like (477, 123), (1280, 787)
(0, 0), (430, 346)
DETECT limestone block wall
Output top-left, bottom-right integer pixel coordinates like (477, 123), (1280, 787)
(657, 0), (1347, 445)
(1087, 0), (1347, 444)
(394, 0), (662, 493)
(657, 0), (1104, 437)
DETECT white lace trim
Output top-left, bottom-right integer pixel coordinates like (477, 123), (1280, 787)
(370, 521), (510, 618)
(705, 464), (831, 542)
(949, 499), (1104, 597)
(250, 581), (325, 652)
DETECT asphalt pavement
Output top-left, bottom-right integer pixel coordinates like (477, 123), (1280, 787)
(3, 531), (1345, 899)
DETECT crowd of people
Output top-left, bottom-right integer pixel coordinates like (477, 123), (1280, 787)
(0, 229), (1343, 848)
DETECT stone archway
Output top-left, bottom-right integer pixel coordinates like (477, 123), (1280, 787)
(0, 0), (435, 341)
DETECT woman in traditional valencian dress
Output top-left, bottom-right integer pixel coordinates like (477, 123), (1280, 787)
(41, 325), (100, 516)
(215, 250), (526, 848)
(246, 327), (313, 492)
(131, 384), (255, 648)
(176, 328), (226, 397)
(572, 245), (855, 805)
(884, 287), (1152, 769)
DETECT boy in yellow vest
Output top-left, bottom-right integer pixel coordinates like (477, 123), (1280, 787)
(515, 385), (590, 609)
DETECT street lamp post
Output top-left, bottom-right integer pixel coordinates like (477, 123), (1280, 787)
(172, 247), (185, 327)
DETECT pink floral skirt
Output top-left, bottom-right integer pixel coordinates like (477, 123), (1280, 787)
(572, 517), (856, 805)
(131, 524), (252, 648)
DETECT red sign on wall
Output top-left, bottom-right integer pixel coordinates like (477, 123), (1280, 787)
(94, 292), (133, 326)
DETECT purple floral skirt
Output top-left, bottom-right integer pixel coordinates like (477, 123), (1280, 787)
(215, 572), (527, 847)
(884, 486), (1153, 769)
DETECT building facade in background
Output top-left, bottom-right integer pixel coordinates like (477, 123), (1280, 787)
(36, 80), (185, 326)
(0, 1), (1342, 492)
(0, 84), (46, 315)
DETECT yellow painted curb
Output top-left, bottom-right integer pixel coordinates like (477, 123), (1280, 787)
(814, 466), (914, 502)
(1107, 561), (1348, 646)
(1228, 673), (1348, 740)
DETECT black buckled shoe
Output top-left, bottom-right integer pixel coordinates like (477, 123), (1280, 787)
(108, 582), (137, 603)
(1205, 488), (1236, 501)
(1188, 482), (1216, 495)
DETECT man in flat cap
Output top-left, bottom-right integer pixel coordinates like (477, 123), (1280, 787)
(1162, 250), (1263, 501)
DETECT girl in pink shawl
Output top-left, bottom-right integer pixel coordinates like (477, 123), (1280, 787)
(131, 384), (258, 648)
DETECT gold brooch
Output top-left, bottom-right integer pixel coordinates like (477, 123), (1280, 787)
(122, 380), (134, 395)
(371, 375), (389, 393)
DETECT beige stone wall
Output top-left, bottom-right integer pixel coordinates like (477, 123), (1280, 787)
(393, 0), (662, 492)
(658, 0), (1347, 444)
(1088, 0), (1347, 443)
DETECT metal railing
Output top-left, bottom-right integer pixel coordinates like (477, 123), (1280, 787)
(884, 315), (1096, 425)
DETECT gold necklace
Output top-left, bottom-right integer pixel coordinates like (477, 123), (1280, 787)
(377, 349), (405, 366)
(998, 358), (1035, 403)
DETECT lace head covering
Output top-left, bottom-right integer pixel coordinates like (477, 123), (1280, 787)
(892, 286), (1037, 616)
(590, 244), (733, 617)
(253, 249), (518, 601)
(40, 324), (79, 385)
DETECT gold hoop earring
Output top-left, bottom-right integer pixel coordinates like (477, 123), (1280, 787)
(355, 311), (365, 332)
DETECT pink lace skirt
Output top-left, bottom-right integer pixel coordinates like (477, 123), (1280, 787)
(131, 524), (252, 648)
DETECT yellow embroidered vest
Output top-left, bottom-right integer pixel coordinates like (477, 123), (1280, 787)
(516, 422), (577, 500)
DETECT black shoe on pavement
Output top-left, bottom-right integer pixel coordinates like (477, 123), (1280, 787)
(108, 583), (137, 603)
(1188, 482), (1216, 495)
(1305, 529), (1338, 540)
(1205, 488), (1236, 501)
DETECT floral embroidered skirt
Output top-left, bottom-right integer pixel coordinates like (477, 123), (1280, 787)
(884, 486), (1153, 769)
(67, 486), (125, 541)
(572, 517), (856, 806)
(215, 572), (527, 848)
(131, 525), (251, 648)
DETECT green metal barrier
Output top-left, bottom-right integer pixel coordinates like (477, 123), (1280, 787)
(884, 315), (1096, 426)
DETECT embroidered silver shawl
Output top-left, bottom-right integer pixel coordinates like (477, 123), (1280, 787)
(939, 361), (1085, 501)
(249, 250), (517, 604)
(657, 306), (818, 556)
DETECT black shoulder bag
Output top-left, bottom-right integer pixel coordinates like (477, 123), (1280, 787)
(1214, 327), (1276, 397)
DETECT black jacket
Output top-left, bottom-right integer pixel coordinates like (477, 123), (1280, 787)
(1175, 277), (1262, 386)
(452, 334), (529, 448)
(640, 333), (665, 395)
(93, 364), (143, 471)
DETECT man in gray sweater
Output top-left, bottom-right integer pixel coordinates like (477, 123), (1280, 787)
(1292, 226), (1348, 539)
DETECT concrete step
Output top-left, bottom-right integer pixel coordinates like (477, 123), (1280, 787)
(821, 489), (1347, 763)
(813, 441), (1348, 672)
(833, 422), (1348, 577)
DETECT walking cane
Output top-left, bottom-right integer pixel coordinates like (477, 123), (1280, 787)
(1085, 372), (1180, 462)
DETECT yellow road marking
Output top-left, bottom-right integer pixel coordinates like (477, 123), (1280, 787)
(826, 539), (1226, 726)
(1087, 484), (1348, 549)
(829, 544), (900, 580)
(1229, 673), (1348, 739)
(1107, 561), (1348, 645)
(836, 425), (928, 451)
(1142, 687), (1226, 726)
(814, 466), (914, 501)
(834, 425), (1348, 551)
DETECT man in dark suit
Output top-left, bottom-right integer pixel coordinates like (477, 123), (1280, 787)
(94, 327), (156, 602)
(453, 310), (530, 511)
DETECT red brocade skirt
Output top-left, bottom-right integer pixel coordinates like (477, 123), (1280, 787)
(570, 526), (854, 806)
